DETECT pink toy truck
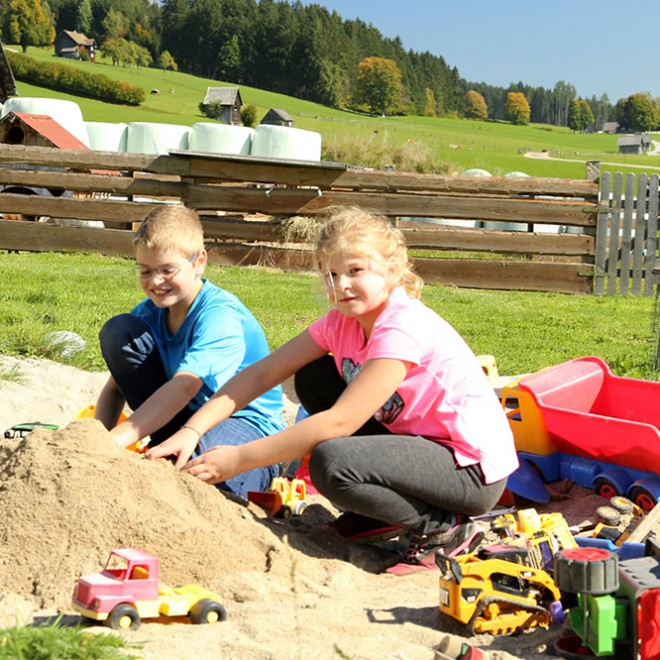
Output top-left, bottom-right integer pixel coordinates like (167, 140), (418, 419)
(72, 548), (227, 631)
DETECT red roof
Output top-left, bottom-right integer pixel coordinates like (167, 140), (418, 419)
(4, 112), (89, 150)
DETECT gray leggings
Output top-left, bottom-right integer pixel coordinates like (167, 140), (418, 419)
(296, 356), (506, 536)
(309, 435), (505, 536)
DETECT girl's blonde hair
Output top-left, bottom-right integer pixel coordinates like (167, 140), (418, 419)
(133, 205), (204, 257)
(314, 206), (423, 298)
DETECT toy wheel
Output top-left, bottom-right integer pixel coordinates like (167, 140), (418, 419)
(554, 547), (618, 595)
(292, 500), (308, 516)
(609, 496), (634, 514)
(190, 598), (227, 625)
(628, 485), (657, 512)
(596, 505), (621, 526)
(107, 603), (141, 631)
(594, 477), (619, 500)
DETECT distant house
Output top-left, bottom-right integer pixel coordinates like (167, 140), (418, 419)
(260, 108), (294, 127)
(617, 135), (652, 155)
(0, 112), (89, 149)
(201, 87), (242, 125)
(602, 121), (619, 134)
(0, 38), (17, 102)
(54, 30), (96, 61)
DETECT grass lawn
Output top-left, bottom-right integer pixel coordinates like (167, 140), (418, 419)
(0, 252), (656, 381)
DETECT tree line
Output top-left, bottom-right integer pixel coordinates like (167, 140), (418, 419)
(6, 0), (660, 132)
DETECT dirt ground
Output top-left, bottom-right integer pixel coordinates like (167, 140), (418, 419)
(0, 355), (628, 660)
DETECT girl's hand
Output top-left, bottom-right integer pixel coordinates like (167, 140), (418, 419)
(182, 445), (241, 485)
(144, 428), (199, 469)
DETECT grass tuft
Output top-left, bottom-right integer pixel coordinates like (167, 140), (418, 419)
(0, 619), (140, 660)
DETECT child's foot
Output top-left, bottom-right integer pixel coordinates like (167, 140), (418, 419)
(386, 517), (483, 576)
(331, 512), (404, 543)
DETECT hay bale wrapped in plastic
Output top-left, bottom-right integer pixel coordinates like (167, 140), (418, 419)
(189, 123), (254, 155)
(251, 125), (321, 161)
(126, 122), (190, 154)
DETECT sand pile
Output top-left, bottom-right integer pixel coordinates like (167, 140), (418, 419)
(0, 419), (391, 611)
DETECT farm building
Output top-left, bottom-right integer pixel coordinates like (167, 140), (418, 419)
(260, 108), (294, 127)
(0, 39), (16, 102)
(53, 30), (96, 61)
(601, 121), (619, 134)
(0, 112), (89, 149)
(617, 134), (652, 154)
(201, 87), (242, 125)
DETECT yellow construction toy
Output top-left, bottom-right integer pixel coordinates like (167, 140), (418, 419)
(247, 477), (308, 518)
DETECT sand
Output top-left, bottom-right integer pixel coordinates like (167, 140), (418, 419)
(0, 354), (617, 660)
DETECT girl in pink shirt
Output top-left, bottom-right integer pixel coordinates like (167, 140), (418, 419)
(147, 207), (518, 572)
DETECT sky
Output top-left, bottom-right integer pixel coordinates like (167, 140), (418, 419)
(295, 0), (660, 103)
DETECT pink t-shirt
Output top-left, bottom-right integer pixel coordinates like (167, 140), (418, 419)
(308, 287), (518, 484)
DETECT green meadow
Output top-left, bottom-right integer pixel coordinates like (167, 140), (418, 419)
(6, 45), (660, 179)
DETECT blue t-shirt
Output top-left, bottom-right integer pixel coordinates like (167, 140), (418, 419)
(131, 279), (285, 437)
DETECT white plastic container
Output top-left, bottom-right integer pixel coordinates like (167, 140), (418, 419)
(126, 122), (190, 154)
(251, 124), (322, 161)
(189, 123), (254, 155)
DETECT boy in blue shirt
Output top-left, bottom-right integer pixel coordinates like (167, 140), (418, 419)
(94, 205), (284, 498)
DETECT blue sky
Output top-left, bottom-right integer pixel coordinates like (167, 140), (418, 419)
(295, 0), (660, 103)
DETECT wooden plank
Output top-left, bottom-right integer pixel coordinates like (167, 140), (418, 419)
(619, 173), (635, 295)
(607, 173), (624, 295)
(0, 219), (134, 254)
(412, 257), (593, 294)
(626, 503), (660, 544)
(645, 175), (660, 296)
(0, 211), (594, 260)
(174, 150), (598, 197)
(398, 221), (594, 256)
(207, 247), (593, 294)
(201, 216), (282, 242)
(595, 171), (611, 295)
(184, 185), (596, 225)
(0, 174), (595, 226)
(0, 192), (159, 222)
(631, 173), (647, 295)
(332, 172), (598, 198)
(0, 168), (184, 197)
(0, 144), (164, 173)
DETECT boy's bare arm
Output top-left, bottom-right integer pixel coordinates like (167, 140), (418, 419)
(109, 372), (203, 448)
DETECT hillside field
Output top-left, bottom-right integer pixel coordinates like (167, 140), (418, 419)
(6, 45), (660, 179)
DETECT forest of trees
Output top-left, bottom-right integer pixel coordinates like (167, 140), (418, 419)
(0, 0), (639, 130)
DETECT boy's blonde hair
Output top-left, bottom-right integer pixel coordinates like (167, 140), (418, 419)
(314, 206), (423, 298)
(133, 206), (204, 257)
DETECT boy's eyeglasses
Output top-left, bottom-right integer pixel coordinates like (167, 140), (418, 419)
(136, 253), (196, 280)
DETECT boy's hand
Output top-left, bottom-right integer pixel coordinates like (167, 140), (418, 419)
(182, 445), (241, 485)
(144, 428), (199, 469)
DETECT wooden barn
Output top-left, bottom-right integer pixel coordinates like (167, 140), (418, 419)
(260, 108), (294, 127)
(0, 112), (89, 149)
(53, 30), (96, 61)
(617, 134), (651, 154)
(201, 87), (242, 125)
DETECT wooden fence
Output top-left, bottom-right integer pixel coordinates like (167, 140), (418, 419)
(0, 144), (656, 296)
